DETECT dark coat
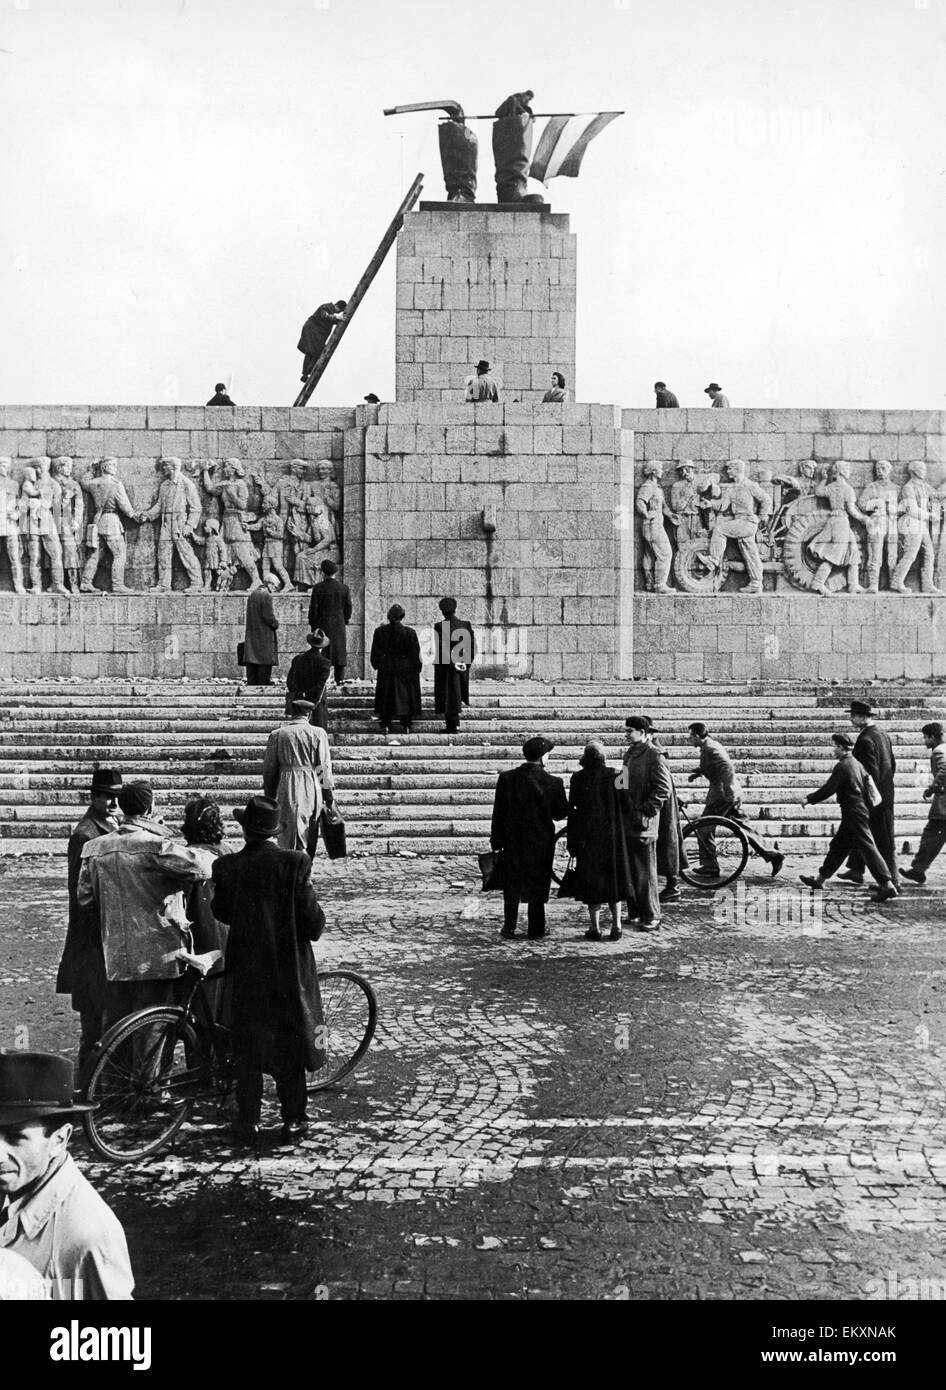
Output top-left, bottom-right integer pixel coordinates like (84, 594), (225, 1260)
(56, 807), (115, 1012)
(308, 578), (353, 668)
(286, 648), (332, 729)
(490, 762), (569, 901)
(850, 724), (897, 872)
(371, 621), (422, 722)
(210, 840), (326, 1073)
(433, 617), (475, 718)
(652, 740), (688, 877)
(244, 588), (279, 666)
(619, 743), (672, 842)
(807, 753), (872, 824)
(297, 304), (338, 357)
(566, 765), (633, 904)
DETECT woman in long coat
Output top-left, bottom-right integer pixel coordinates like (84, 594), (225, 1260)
(371, 604), (422, 734)
(566, 742), (633, 941)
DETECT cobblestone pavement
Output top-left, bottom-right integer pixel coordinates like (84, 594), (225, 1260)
(2, 851), (945, 1301)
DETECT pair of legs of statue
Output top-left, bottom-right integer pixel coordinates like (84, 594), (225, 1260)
(28, 533), (68, 595)
(702, 520), (763, 593)
(2, 536), (25, 593)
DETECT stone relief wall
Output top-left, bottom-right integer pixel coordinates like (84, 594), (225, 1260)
(635, 456), (946, 597)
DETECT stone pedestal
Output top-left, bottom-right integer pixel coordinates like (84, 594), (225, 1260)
(395, 205), (577, 404)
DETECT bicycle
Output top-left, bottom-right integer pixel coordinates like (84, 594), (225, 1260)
(81, 951), (378, 1163)
(552, 804), (751, 892)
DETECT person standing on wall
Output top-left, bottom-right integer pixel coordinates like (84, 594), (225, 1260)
(243, 576), (280, 691)
(704, 382), (730, 407)
(433, 597), (475, 734)
(308, 559), (353, 685)
(490, 736), (568, 941)
(465, 359), (500, 402)
(839, 700), (898, 889)
(206, 383), (235, 406)
(654, 381), (679, 408)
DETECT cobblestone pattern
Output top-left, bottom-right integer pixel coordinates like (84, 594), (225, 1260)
(4, 851), (946, 1300)
(395, 209), (577, 403)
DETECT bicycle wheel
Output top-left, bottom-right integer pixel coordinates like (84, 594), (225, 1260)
(551, 826), (570, 886)
(82, 1007), (199, 1162)
(308, 971), (378, 1093)
(680, 816), (750, 889)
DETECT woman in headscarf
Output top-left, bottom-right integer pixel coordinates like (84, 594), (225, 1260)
(181, 797), (231, 1021)
(370, 604), (422, 736)
(566, 741), (633, 941)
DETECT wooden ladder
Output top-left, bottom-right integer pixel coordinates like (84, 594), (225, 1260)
(292, 172), (425, 406)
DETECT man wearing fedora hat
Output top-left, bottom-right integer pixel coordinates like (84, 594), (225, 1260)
(0, 1052), (134, 1299)
(433, 596), (475, 734)
(490, 737), (568, 939)
(465, 359), (500, 403)
(704, 382), (730, 408)
(211, 797), (327, 1143)
(840, 699), (899, 888)
(286, 628), (332, 730)
(56, 769), (122, 1074)
(308, 558), (353, 686)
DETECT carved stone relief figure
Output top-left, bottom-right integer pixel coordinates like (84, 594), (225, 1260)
(52, 456), (85, 594)
(315, 457), (342, 548)
(858, 459), (899, 594)
(295, 492), (341, 589)
(80, 456), (138, 594)
(0, 457), (25, 593)
(668, 460), (706, 545)
(806, 460), (868, 595)
(247, 497), (293, 591)
(635, 461), (676, 594)
(21, 457), (67, 594)
(699, 459), (770, 594)
(141, 457), (204, 592)
(890, 460), (942, 595)
(934, 477), (946, 592)
(202, 459), (261, 591)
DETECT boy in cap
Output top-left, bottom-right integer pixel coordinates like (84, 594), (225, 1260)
(490, 737), (568, 939)
(800, 735), (898, 901)
(56, 769), (122, 1074)
(0, 1052), (134, 1299)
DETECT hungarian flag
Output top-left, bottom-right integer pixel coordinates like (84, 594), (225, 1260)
(529, 112), (622, 183)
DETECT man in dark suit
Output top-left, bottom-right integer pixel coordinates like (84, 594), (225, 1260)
(620, 716), (672, 930)
(433, 596), (475, 733)
(211, 796), (326, 1146)
(56, 768), (122, 1074)
(490, 736), (568, 941)
(654, 381), (679, 408)
(308, 559), (353, 684)
(286, 628), (332, 729)
(840, 699), (898, 887)
(800, 734), (898, 902)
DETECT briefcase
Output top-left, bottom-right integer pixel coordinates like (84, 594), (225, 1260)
(319, 804), (347, 860)
(478, 849), (506, 892)
(236, 641), (246, 666)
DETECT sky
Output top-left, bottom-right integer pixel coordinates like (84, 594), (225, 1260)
(1, 0), (944, 409)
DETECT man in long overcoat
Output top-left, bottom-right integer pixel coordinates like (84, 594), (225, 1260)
(619, 717), (672, 930)
(263, 701), (335, 852)
(433, 596), (475, 733)
(490, 736), (568, 940)
(243, 576), (279, 688)
(211, 796), (326, 1145)
(308, 559), (353, 684)
(286, 629), (332, 729)
(641, 717), (688, 903)
(841, 699), (899, 887)
(56, 768), (122, 1074)
(370, 605), (423, 734)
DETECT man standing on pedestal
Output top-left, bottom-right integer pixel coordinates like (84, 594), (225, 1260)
(308, 559), (353, 685)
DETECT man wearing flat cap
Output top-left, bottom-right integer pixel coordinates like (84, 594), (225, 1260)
(0, 1052), (134, 1299)
(839, 700), (899, 889)
(286, 629), (333, 730)
(433, 597), (475, 734)
(78, 780), (210, 1028)
(211, 797), (327, 1144)
(56, 769), (122, 1074)
(465, 359), (500, 403)
(490, 737), (568, 939)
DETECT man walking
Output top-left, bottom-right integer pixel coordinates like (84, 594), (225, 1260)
(263, 700), (335, 854)
(902, 722), (946, 885)
(465, 359), (500, 403)
(433, 596), (475, 733)
(307, 559), (353, 684)
(242, 575), (280, 689)
(620, 716), (672, 930)
(704, 382), (730, 407)
(840, 699), (898, 888)
(654, 381), (679, 408)
(0, 1052), (134, 1299)
(298, 300), (347, 381)
(286, 629), (332, 730)
(56, 769), (122, 1075)
(800, 735), (898, 902)
(77, 780), (209, 1027)
(211, 796), (327, 1144)
(686, 723), (784, 879)
(490, 736), (568, 940)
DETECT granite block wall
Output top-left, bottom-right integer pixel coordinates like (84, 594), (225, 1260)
(395, 208), (577, 404)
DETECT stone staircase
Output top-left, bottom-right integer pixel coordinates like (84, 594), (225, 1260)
(0, 680), (944, 859)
